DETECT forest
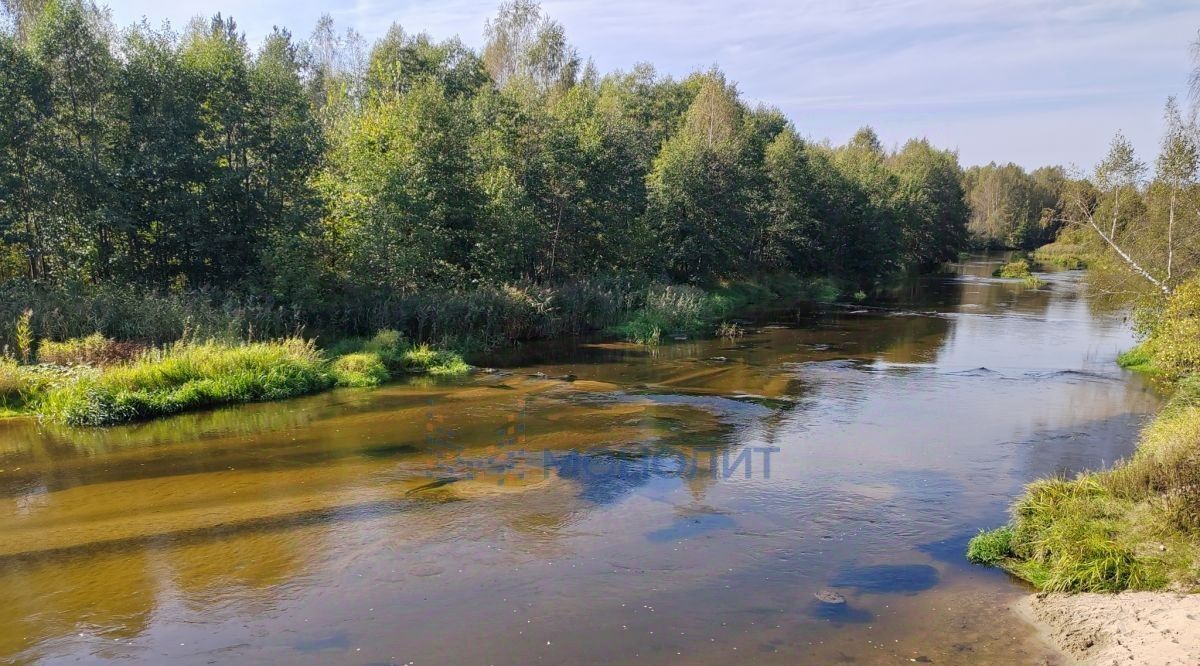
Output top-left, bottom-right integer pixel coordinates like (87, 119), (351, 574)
(0, 0), (977, 349)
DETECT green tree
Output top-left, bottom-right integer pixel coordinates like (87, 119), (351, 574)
(645, 73), (749, 280)
(0, 32), (51, 279)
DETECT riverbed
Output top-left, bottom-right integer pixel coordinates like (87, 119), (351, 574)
(0, 257), (1161, 664)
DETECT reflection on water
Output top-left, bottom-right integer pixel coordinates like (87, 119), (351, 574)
(0, 256), (1161, 664)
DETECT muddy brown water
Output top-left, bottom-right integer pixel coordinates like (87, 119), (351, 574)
(0, 256), (1162, 665)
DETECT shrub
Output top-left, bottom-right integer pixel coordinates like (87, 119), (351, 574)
(1033, 242), (1089, 270)
(0, 360), (38, 412)
(612, 284), (719, 345)
(38, 333), (145, 367)
(331, 352), (390, 387)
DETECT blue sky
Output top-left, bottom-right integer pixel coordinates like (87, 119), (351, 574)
(104, 0), (1200, 170)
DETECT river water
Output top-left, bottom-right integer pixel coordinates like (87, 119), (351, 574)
(0, 256), (1162, 665)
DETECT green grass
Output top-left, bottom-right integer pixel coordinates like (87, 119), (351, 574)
(400, 344), (472, 376)
(330, 352), (390, 387)
(610, 276), (846, 346)
(38, 338), (335, 427)
(1117, 341), (1159, 375)
(992, 259), (1044, 287)
(966, 526), (1014, 566)
(1033, 242), (1089, 270)
(12, 330), (473, 427)
(327, 330), (472, 377)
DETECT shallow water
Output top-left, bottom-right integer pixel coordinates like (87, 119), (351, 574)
(0, 257), (1161, 664)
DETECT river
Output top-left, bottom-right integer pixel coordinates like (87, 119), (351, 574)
(0, 256), (1162, 664)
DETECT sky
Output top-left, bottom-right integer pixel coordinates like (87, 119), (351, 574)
(103, 0), (1200, 170)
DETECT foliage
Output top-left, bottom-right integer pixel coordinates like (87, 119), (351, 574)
(963, 163), (1065, 249)
(0, 0), (971, 328)
(1033, 240), (1089, 269)
(1056, 101), (1200, 299)
(13, 308), (32, 362)
(1149, 279), (1200, 378)
(611, 284), (726, 345)
(400, 344), (471, 376)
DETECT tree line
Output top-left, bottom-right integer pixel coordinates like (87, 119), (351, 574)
(0, 0), (973, 318)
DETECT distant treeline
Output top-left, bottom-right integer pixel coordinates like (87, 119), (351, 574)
(0, 0), (975, 319)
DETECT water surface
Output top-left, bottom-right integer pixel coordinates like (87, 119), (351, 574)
(0, 257), (1161, 664)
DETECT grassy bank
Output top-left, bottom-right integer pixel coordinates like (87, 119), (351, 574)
(2, 331), (471, 427)
(1032, 241), (1089, 270)
(967, 281), (1200, 592)
(0, 274), (852, 426)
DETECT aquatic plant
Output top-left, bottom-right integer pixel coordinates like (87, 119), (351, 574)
(331, 352), (391, 387)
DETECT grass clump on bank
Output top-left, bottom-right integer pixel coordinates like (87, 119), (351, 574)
(969, 280), (1200, 592)
(3, 326), (473, 427)
(1033, 242), (1089, 270)
(39, 339), (335, 427)
(327, 330), (472, 378)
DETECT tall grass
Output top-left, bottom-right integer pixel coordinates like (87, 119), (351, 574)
(39, 339), (334, 427)
(0, 273), (843, 355)
(1033, 241), (1089, 270)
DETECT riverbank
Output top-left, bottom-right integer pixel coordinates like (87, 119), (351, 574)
(1017, 593), (1200, 665)
(0, 275), (852, 426)
(967, 279), (1200, 593)
(0, 333), (471, 427)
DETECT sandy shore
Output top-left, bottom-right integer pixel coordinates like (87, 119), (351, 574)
(1014, 592), (1200, 665)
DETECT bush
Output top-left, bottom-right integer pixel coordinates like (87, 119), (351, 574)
(612, 284), (722, 345)
(38, 333), (146, 367)
(0, 360), (39, 412)
(331, 352), (390, 388)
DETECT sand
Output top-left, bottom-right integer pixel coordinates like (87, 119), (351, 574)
(1015, 592), (1200, 665)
